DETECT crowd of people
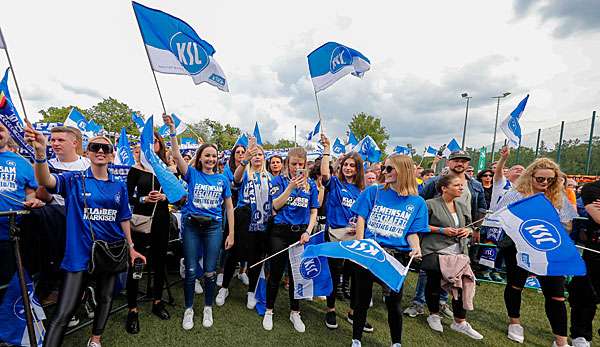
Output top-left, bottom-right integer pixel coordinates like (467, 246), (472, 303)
(0, 115), (599, 347)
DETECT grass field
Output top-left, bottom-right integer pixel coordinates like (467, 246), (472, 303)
(65, 272), (600, 347)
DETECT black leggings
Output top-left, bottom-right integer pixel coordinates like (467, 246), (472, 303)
(326, 258), (357, 310)
(568, 253), (600, 341)
(353, 252), (405, 344)
(266, 225), (303, 311)
(425, 269), (466, 319)
(126, 212), (170, 308)
(43, 271), (117, 347)
(503, 244), (567, 336)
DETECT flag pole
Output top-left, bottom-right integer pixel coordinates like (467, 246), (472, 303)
(417, 149), (426, 167)
(313, 90), (323, 133)
(0, 27), (28, 121)
(132, 10), (167, 115)
(249, 231), (324, 269)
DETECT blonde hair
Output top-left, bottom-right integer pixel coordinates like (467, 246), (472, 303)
(383, 154), (418, 196)
(514, 157), (564, 209)
(246, 145), (269, 177)
(286, 147), (309, 191)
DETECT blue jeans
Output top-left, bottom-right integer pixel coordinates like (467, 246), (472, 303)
(413, 270), (448, 305)
(183, 217), (223, 308)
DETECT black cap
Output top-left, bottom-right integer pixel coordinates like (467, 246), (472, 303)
(448, 150), (471, 161)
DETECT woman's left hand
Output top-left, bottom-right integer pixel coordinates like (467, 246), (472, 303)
(456, 228), (471, 239)
(299, 232), (310, 245)
(130, 249), (147, 265)
(225, 234), (235, 250)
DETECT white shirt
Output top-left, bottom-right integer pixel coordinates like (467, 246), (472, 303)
(48, 156), (91, 206)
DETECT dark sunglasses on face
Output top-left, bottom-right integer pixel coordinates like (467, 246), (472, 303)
(482, 174), (493, 177)
(533, 176), (556, 184)
(88, 142), (113, 153)
(384, 165), (395, 173)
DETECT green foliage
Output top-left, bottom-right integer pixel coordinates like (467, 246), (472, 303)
(188, 118), (242, 150)
(263, 138), (296, 150)
(348, 112), (390, 152)
(39, 105), (86, 124)
(86, 97), (140, 135)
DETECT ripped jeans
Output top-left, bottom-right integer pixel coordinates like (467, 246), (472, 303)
(182, 217), (223, 308)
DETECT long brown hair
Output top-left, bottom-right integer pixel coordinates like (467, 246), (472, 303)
(193, 143), (219, 172)
(383, 154), (418, 196)
(514, 157), (564, 209)
(153, 131), (167, 164)
(337, 152), (365, 191)
(229, 144), (246, 173)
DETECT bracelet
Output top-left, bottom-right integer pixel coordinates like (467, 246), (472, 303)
(240, 159), (249, 166)
(128, 243), (135, 249)
(169, 132), (177, 137)
(438, 227), (444, 234)
(34, 157), (47, 164)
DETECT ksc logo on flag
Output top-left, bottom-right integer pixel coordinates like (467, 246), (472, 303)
(342, 239), (386, 262)
(330, 46), (351, 73)
(170, 32), (209, 74)
(299, 257), (322, 279)
(519, 219), (561, 251)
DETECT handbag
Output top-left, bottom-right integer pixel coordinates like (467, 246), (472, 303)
(82, 172), (129, 274)
(130, 175), (159, 234)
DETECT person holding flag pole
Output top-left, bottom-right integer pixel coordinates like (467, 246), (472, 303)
(349, 154), (429, 347)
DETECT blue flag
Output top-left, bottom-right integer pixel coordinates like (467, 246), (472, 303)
(85, 119), (102, 135)
(0, 91), (37, 161)
(289, 231), (333, 299)
(234, 133), (249, 148)
(63, 108), (88, 132)
(347, 130), (358, 147)
(140, 116), (186, 203)
(254, 264), (267, 316)
(501, 94), (529, 148)
(253, 122), (263, 146)
(159, 113), (188, 137)
(303, 239), (409, 292)
(443, 138), (461, 157)
(496, 193), (586, 276)
(306, 120), (321, 141)
(0, 68), (23, 125)
(132, 1), (229, 91)
(181, 137), (198, 146)
(332, 137), (346, 155)
(424, 145), (438, 157)
(394, 145), (411, 156)
(132, 112), (145, 130)
(308, 42), (371, 92)
(0, 271), (46, 346)
(115, 127), (135, 166)
(352, 135), (381, 163)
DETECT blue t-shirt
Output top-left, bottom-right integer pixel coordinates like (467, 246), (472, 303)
(237, 171), (273, 208)
(325, 176), (361, 229)
(0, 152), (38, 240)
(351, 185), (429, 250)
(182, 166), (232, 221)
(271, 175), (319, 225)
(50, 168), (131, 272)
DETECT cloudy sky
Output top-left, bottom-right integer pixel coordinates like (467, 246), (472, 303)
(2, 0), (599, 151)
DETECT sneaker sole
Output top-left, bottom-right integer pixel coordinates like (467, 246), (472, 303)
(452, 326), (483, 340)
(507, 334), (524, 344)
(325, 322), (338, 329)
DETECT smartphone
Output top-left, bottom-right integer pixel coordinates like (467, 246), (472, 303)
(437, 144), (447, 156)
(295, 169), (306, 178)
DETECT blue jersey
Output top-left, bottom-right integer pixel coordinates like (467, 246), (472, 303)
(50, 168), (131, 272)
(271, 175), (319, 225)
(0, 152), (37, 240)
(325, 176), (360, 229)
(237, 171), (273, 208)
(351, 185), (429, 250)
(182, 166), (231, 221)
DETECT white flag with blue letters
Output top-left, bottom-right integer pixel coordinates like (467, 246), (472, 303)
(288, 231), (332, 299)
(132, 2), (229, 92)
(308, 42), (370, 93)
(496, 193), (585, 276)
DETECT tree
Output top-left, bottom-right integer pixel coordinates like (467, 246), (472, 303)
(86, 97), (140, 135)
(348, 112), (390, 152)
(39, 106), (87, 123)
(188, 118), (242, 150)
(263, 139), (296, 150)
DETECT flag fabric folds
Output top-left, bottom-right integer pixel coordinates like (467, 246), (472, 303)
(0, 68), (23, 125)
(443, 138), (461, 157)
(253, 122), (263, 146)
(114, 127), (135, 166)
(0, 271), (46, 346)
(424, 146), (438, 157)
(0, 90), (36, 160)
(303, 239), (409, 292)
(159, 114), (187, 137)
(347, 130), (359, 147)
(234, 133), (249, 148)
(132, 1), (229, 92)
(140, 116), (186, 202)
(63, 108), (88, 133)
(352, 135), (381, 163)
(132, 112), (145, 130)
(332, 137), (346, 155)
(85, 119), (103, 136)
(495, 193), (586, 276)
(254, 264), (267, 316)
(501, 94), (529, 148)
(288, 231), (333, 300)
(306, 120), (321, 141)
(308, 42), (371, 93)
(394, 145), (411, 156)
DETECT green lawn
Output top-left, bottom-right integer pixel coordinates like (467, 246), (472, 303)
(65, 272), (600, 346)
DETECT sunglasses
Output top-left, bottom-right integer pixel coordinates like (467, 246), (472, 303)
(384, 165), (395, 173)
(533, 176), (556, 184)
(481, 174), (493, 177)
(88, 142), (113, 153)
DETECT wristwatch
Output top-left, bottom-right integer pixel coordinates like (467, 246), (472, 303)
(241, 159), (249, 166)
(128, 243), (135, 249)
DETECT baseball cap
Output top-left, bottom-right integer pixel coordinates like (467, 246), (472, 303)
(448, 150), (471, 161)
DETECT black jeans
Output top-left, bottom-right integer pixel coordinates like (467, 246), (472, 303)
(568, 252), (600, 341)
(126, 211), (170, 308)
(326, 258), (357, 310)
(266, 224), (304, 311)
(43, 271), (117, 347)
(353, 252), (405, 344)
(425, 269), (466, 319)
(503, 244), (567, 336)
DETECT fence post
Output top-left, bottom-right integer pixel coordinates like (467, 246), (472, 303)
(556, 121), (565, 164)
(535, 128), (541, 157)
(586, 111), (596, 175)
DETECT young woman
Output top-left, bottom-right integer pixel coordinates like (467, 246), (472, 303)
(165, 116), (235, 331)
(25, 128), (145, 347)
(216, 139), (272, 309)
(494, 158), (577, 347)
(262, 147), (319, 333)
(268, 154), (284, 176)
(350, 154), (429, 347)
(421, 174), (482, 340)
(477, 169), (494, 207)
(124, 133), (171, 334)
(320, 134), (370, 331)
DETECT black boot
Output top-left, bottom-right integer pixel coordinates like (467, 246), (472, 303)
(126, 311), (140, 334)
(152, 301), (171, 320)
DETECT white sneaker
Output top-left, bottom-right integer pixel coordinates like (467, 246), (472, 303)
(552, 342), (573, 347)
(391, 344), (401, 347)
(290, 311), (306, 333)
(216, 273), (223, 287)
(450, 321), (483, 340)
(182, 308), (194, 330)
(507, 323), (524, 343)
(263, 310), (273, 331)
(238, 272), (250, 286)
(439, 303), (453, 318)
(572, 337), (589, 347)
(179, 258), (185, 279)
(427, 314), (443, 332)
(215, 288), (229, 306)
(351, 339), (362, 347)
(195, 279), (204, 294)
(202, 307), (213, 328)
(86, 339), (101, 347)
(369, 298), (373, 307)
(247, 292), (257, 310)
(403, 303), (424, 317)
